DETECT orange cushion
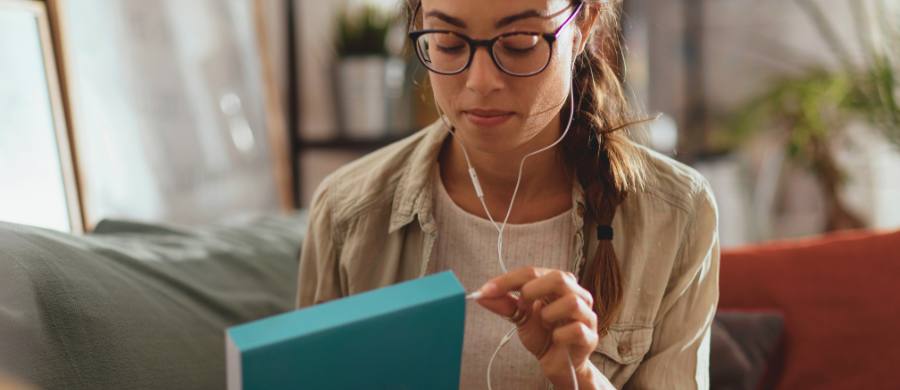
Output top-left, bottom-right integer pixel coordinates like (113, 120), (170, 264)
(719, 230), (900, 390)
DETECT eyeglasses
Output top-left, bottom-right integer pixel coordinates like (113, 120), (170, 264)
(408, 2), (583, 77)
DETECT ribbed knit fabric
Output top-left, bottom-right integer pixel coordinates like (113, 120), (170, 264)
(429, 166), (575, 389)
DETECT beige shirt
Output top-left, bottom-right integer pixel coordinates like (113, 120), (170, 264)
(430, 164), (575, 389)
(296, 119), (720, 390)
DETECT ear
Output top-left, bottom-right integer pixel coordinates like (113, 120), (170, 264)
(574, 4), (601, 56)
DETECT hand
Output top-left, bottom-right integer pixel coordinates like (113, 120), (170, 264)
(474, 266), (604, 389)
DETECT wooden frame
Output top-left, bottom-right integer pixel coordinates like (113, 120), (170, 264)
(252, 0), (293, 211)
(45, 0), (294, 229)
(0, 0), (84, 233)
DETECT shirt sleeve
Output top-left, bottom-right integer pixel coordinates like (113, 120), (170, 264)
(295, 179), (344, 309)
(624, 180), (720, 389)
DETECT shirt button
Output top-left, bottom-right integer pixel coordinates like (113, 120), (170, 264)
(617, 344), (629, 355)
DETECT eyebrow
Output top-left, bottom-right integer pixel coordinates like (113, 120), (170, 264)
(424, 9), (545, 29)
(496, 10), (544, 28)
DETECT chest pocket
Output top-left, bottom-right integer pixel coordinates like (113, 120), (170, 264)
(591, 326), (654, 368)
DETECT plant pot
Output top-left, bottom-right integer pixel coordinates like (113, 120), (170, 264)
(334, 56), (407, 140)
(741, 124), (900, 241)
(833, 121), (900, 229)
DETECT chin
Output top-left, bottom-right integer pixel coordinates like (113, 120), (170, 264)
(452, 123), (524, 154)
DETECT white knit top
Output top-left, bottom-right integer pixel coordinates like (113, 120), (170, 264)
(429, 167), (576, 389)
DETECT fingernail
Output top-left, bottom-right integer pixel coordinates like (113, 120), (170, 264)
(465, 291), (483, 300)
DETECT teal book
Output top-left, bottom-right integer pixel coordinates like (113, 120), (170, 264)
(226, 271), (466, 390)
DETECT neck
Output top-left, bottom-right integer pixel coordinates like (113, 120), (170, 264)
(439, 116), (573, 223)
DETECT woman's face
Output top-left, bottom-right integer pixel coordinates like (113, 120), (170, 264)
(419, 0), (586, 154)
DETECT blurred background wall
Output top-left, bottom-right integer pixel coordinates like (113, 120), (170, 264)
(2, 0), (896, 248)
(291, 0), (900, 248)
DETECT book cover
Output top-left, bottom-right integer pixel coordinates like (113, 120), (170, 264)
(226, 271), (466, 389)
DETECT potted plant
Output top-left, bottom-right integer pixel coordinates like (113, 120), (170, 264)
(718, 0), (899, 233)
(333, 3), (407, 139)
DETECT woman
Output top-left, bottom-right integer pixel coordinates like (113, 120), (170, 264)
(297, 0), (719, 389)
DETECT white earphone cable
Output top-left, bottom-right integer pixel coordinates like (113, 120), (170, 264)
(439, 79), (580, 390)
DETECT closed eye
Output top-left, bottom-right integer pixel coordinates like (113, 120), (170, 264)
(502, 45), (536, 54)
(436, 44), (466, 54)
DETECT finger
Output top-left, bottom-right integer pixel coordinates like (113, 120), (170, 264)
(524, 299), (553, 332)
(520, 270), (593, 308)
(540, 293), (597, 330)
(531, 299), (555, 331)
(539, 322), (598, 378)
(479, 266), (553, 298)
(552, 321), (599, 354)
(475, 292), (519, 318)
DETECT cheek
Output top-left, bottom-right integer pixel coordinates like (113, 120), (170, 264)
(429, 74), (464, 111)
(506, 52), (574, 138)
(519, 57), (572, 115)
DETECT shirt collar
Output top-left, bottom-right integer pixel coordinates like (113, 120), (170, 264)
(389, 119), (450, 233)
(388, 118), (591, 237)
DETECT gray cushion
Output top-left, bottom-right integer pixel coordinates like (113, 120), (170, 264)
(711, 311), (784, 390)
(0, 212), (306, 389)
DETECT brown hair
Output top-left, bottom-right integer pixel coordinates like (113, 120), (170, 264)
(562, 0), (648, 337)
(405, 0), (648, 337)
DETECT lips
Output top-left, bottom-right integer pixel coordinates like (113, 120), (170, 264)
(463, 108), (515, 127)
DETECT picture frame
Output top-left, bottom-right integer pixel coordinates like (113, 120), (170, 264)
(0, 0), (84, 233)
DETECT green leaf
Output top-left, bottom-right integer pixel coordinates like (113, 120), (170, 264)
(335, 4), (396, 57)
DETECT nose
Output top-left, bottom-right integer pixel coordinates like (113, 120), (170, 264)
(464, 47), (504, 96)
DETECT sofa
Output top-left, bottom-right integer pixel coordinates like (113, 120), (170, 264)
(1, 212), (896, 389)
(0, 213), (307, 389)
(719, 229), (900, 389)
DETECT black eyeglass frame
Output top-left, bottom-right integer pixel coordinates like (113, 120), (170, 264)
(407, 2), (584, 77)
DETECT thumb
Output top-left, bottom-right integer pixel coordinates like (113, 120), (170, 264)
(475, 293), (519, 318)
(517, 299), (553, 358)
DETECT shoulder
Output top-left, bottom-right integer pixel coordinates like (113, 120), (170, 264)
(631, 144), (717, 219)
(308, 121), (444, 228)
(612, 145), (719, 329)
(630, 145), (719, 281)
(616, 144), (719, 261)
